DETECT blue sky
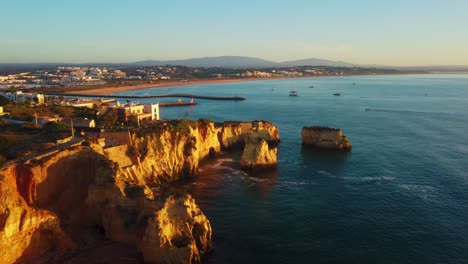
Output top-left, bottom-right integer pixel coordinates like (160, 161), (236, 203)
(2, 0), (468, 65)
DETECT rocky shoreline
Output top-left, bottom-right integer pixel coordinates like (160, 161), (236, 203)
(0, 119), (280, 263)
(1, 120), (353, 263)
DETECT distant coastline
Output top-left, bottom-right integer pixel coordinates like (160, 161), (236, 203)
(62, 74), (406, 96)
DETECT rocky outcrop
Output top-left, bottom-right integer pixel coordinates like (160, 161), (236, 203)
(218, 120), (280, 150)
(301, 126), (351, 150)
(0, 119), (279, 263)
(139, 194), (212, 263)
(240, 136), (278, 170)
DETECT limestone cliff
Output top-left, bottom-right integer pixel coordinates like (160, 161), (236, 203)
(0, 145), (211, 264)
(0, 119), (280, 263)
(301, 126), (352, 150)
(0, 165), (75, 264)
(240, 136), (278, 170)
(124, 120), (280, 184)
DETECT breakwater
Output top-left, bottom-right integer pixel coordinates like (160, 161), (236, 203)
(46, 93), (246, 101)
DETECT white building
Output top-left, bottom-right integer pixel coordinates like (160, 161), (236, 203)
(111, 102), (160, 122)
(0, 91), (45, 105)
(143, 103), (160, 121)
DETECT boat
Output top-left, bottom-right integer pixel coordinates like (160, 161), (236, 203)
(308, 85), (314, 88)
(289, 89), (298, 96)
(333, 93), (341, 96)
(352, 83), (356, 85)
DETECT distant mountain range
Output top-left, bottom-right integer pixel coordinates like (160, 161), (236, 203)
(133, 56), (357, 68)
(132, 56), (468, 72)
(1, 56), (468, 72)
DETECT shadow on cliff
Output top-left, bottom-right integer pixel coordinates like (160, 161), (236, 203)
(14, 221), (75, 264)
(35, 151), (107, 240)
(15, 221), (143, 264)
(17, 148), (145, 262)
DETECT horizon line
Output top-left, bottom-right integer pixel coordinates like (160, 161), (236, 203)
(1, 55), (468, 68)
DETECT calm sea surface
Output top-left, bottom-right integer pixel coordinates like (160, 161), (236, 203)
(117, 74), (468, 263)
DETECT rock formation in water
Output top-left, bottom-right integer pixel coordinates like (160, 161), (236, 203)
(240, 136), (278, 170)
(0, 119), (279, 263)
(301, 126), (351, 150)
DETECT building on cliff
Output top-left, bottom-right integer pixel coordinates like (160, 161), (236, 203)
(61, 117), (96, 129)
(110, 102), (160, 123)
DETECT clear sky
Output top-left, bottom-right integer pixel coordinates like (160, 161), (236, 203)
(2, 0), (468, 66)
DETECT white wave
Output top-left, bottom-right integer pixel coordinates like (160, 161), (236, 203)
(319, 170), (395, 182)
(241, 176), (270, 183)
(397, 184), (439, 201)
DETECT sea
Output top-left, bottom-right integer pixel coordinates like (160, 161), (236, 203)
(116, 74), (468, 264)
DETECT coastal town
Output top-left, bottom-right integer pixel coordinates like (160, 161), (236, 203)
(0, 64), (403, 91)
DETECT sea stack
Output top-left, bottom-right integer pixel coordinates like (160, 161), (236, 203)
(301, 126), (351, 151)
(240, 136), (278, 170)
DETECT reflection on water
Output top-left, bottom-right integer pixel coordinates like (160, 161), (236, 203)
(300, 146), (350, 175)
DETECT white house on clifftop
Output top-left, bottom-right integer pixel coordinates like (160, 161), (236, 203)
(110, 102), (160, 123)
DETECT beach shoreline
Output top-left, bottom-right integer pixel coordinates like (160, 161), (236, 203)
(62, 75), (349, 96)
(63, 77), (296, 96)
(61, 73), (415, 96)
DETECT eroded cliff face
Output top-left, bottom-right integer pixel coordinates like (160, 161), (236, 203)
(139, 194), (212, 263)
(0, 119), (280, 263)
(129, 120), (222, 185)
(219, 120), (280, 150)
(124, 120), (280, 184)
(0, 165), (75, 264)
(0, 145), (211, 264)
(301, 126), (352, 150)
(240, 136), (278, 170)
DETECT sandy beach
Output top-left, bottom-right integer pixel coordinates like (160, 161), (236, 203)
(64, 78), (276, 96)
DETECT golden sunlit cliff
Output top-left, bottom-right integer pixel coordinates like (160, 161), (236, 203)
(0, 119), (280, 263)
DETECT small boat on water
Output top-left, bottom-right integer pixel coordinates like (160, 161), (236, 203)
(333, 93), (341, 96)
(352, 83), (357, 85)
(308, 85), (314, 88)
(289, 89), (298, 96)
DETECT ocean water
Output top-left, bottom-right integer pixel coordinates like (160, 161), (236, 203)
(117, 74), (468, 263)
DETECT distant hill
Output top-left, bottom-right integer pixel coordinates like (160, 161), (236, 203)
(278, 58), (356, 67)
(1, 56), (468, 72)
(133, 56), (361, 68)
(133, 56), (468, 71)
(133, 56), (277, 68)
